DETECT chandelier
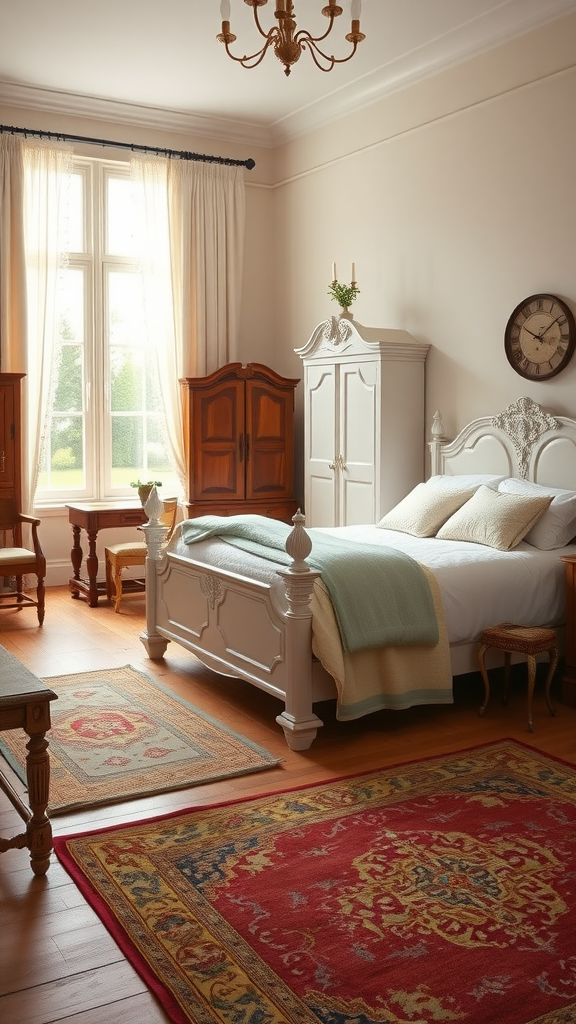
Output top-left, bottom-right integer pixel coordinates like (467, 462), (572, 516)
(218, 1), (365, 77)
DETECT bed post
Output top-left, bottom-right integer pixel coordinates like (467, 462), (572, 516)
(275, 511), (324, 750)
(139, 487), (170, 659)
(428, 410), (447, 476)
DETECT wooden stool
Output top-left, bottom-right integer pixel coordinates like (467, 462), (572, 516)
(477, 623), (557, 732)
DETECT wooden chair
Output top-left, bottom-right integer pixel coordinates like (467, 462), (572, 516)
(105, 497), (178, 613)
(0, 497), (46, 625)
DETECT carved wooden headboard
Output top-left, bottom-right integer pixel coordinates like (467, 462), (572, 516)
(429, 397), (576, 489)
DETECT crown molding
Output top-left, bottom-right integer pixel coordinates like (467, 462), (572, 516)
(268, 0), (576, 143)
(0, 81), (273, 150)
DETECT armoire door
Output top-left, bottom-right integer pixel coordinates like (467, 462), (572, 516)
(245, 379), (294, 502)
(338, 361), (378, 526)
(189, 378), (245, 502)
(305, 363), (338, 527)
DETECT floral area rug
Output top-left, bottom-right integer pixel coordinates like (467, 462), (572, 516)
(54, 739), (576, 1024)
(0, 665), (280, 814)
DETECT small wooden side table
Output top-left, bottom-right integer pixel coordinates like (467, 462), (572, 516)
(477, 623), (557, 732)
(0, 648), (57, 875)
(66, 501), (147, 607)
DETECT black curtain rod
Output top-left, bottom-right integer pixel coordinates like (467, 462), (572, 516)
(0, 124), (256, 170)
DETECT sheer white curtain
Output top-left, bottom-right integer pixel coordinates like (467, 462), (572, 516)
(0, 135), (27, 376)
(167, 159), (245, 377)
(130, 154), (246, 496)
(130, 154), (188, 495)
(22, 140), (73, 510)
(0, 136), (72, 510)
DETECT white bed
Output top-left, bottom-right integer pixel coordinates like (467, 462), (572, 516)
(140, 397), (576, 749)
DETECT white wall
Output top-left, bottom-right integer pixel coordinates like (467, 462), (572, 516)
(275, 13), (576, 462)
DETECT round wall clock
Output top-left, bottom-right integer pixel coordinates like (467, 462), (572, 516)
(504, 293), (576, 380)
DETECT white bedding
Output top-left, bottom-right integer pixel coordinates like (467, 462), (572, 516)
(169, 523), (572, 646)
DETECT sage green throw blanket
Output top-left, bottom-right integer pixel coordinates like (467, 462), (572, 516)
(181, 515), (439, 654)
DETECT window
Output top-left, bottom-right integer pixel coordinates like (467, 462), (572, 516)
(35, 158), (178, 502)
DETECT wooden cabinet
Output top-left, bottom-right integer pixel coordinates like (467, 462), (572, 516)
(181, 363), (300, 523)
(0, 373), (25, 508)
(296, 318), (429, 527)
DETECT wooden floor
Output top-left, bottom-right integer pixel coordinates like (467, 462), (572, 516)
(1, 586), (575, 1024)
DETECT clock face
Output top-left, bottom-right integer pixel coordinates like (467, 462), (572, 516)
(505, 293), (576, 380)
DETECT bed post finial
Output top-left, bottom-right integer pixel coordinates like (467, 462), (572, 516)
(428, 411), (447, 476)
(284, 509), (313, 572)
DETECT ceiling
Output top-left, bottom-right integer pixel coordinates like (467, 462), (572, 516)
(1, 0), (575, 146)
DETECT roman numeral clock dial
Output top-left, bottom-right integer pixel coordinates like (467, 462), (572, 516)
(505, 293), (576, 380)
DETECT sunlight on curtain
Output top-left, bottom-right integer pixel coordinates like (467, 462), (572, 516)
(22, 140), (73, 510)
(129, 154), (187, 496)
(0, 136), (27, 377)
(130, 155), (246, 497)
(167, 160), (245, 377)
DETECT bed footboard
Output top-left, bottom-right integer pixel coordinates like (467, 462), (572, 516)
(140, 497), (326, 750)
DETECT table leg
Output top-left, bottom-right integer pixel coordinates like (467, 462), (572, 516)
(24, 701), (53, 876)
(86, 528), (99, 607)
(70, 524), (83, 598)
(477, 643), (490, 715)
(526, 655), (536, 733)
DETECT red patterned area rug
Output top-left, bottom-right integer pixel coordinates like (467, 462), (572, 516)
(0, 665), (280, 814)
(55, 740), (576, 1024)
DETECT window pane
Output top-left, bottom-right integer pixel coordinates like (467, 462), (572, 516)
(36, 268), (86, 492)
(107, 176), (138, 256)
(67, 172), (84, 253)
(107, 269), (169, 487)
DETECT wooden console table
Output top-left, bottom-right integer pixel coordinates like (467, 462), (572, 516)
(66, 501), (147, 607)
(0, 647), (57, 875)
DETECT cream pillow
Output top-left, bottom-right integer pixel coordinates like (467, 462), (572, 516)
(436, 485), (553, 550)
(427, 473), (507, 490)
(377, 483), (475, 537)
(498, 478), (576, 549)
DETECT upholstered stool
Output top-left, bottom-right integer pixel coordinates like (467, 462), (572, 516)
(477, 623), (557, 732)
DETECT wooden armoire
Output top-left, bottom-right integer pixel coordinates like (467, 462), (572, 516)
(181, 363), (300, 523)
(0, 373), (25, 510)
(296, 318), (430, 527)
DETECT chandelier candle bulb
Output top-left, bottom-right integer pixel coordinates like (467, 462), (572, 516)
(351, 0), (362, 19)
(351, 262), (356, 283)
(220, 0), (231, 21)
(332, 262), (337, 282)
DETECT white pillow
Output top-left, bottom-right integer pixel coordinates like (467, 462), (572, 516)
(377, 483), (475, 537)
(436, 485), (552, 550)
(498, 478), (576, 549)
(427, 473), (507, 490)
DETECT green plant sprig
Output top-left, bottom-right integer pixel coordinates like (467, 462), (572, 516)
(328, 282), (360, 309)
(130, 479), (162, 488)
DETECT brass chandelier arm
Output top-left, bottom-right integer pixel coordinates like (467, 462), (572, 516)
(218, 1), (365, 76)
(299, 33), (363, 73)
(219, 30), (278, 69)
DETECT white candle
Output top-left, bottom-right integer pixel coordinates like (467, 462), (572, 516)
(351, 262), (356, 281)
(351, 0), (361, 21)
(332, 262), (337, 281)
(220, 0), (231, 21)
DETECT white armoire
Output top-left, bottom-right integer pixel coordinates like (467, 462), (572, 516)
(295, 317), (430, 527)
